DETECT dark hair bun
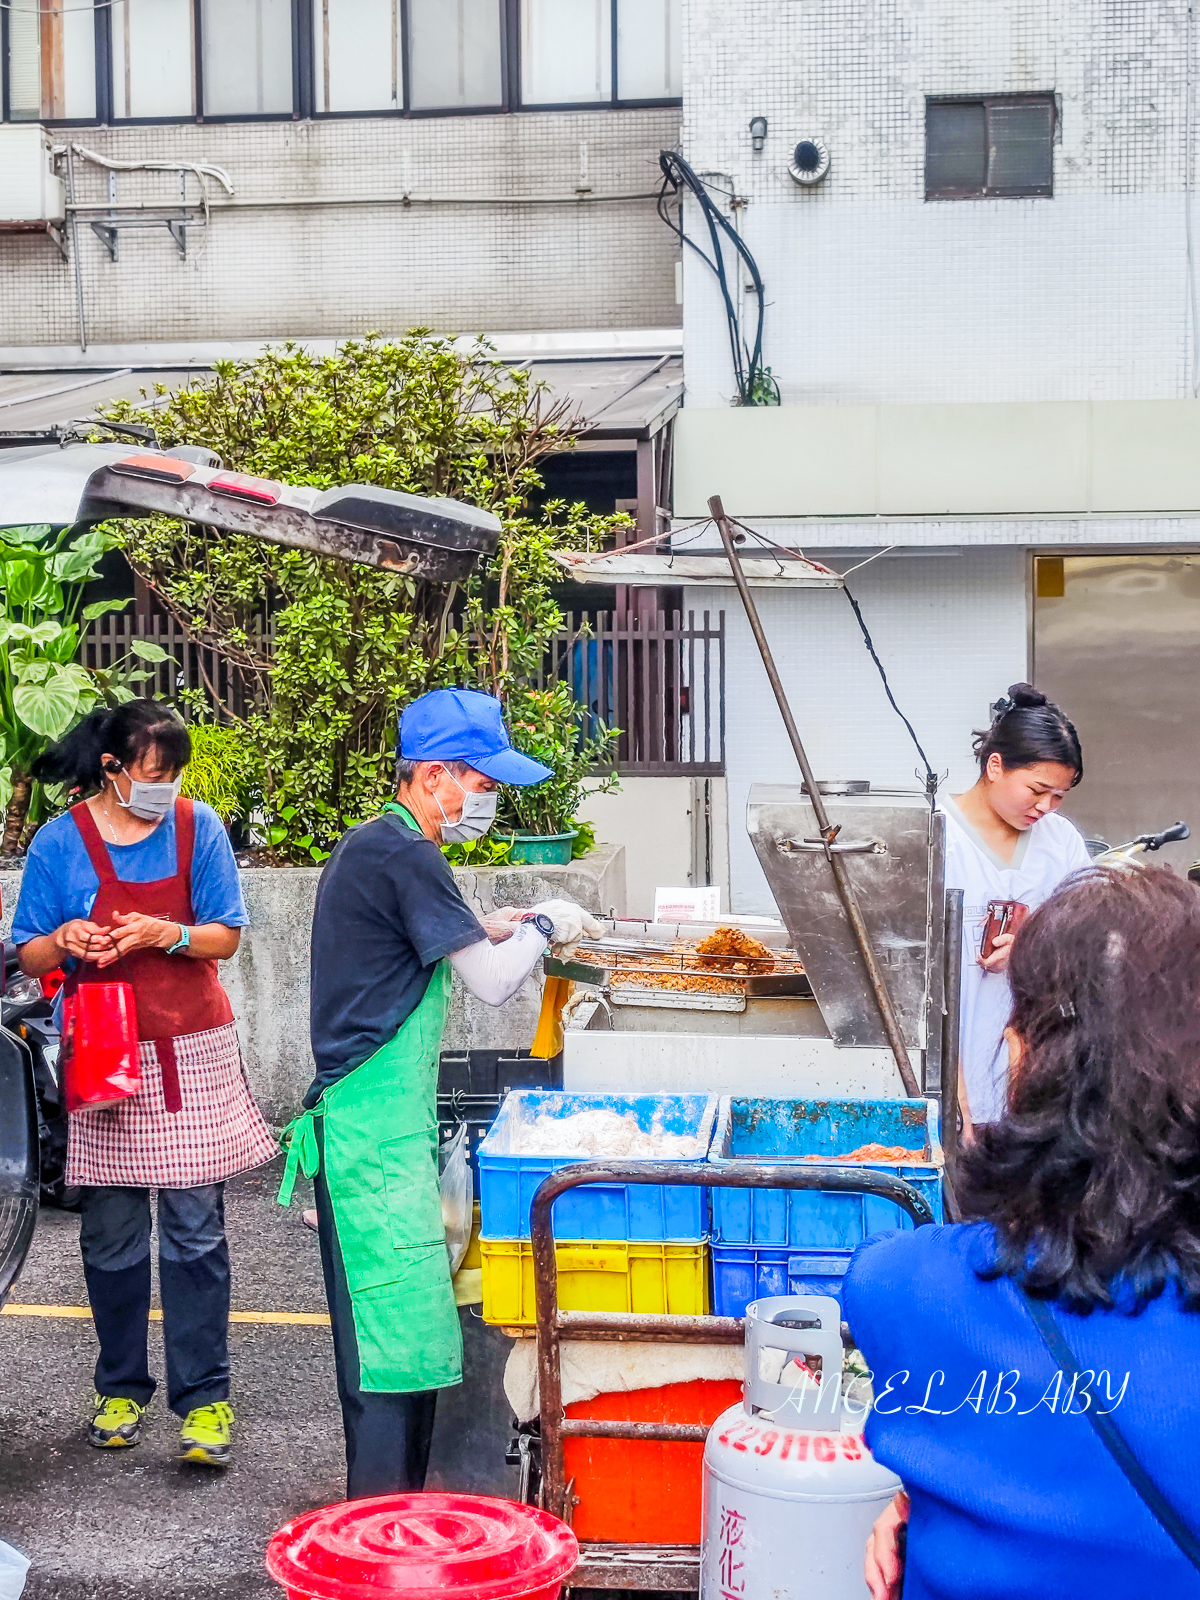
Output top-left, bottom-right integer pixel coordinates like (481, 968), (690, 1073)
(973, 683), (1082, 782)
(1007, 682), (1047, 710)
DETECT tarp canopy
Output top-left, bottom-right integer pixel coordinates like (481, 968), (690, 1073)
(553, 550), (843, 588)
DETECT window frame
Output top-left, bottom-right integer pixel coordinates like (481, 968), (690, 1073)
(0, 0), (681, 127)
(925, 92), (1057, 202)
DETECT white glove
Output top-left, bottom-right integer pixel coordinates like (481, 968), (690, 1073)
(529, 899), (605, 957)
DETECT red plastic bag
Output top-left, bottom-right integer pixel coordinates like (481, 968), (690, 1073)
(62, 981), (142, 1113)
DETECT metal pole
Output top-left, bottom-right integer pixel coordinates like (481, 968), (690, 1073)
(66, 146), (87, 354)
(708, 494), (921, 1098)
(941, 888), (964, 1217)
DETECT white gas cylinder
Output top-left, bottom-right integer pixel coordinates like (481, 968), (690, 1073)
(701, 1295), (901, 1600)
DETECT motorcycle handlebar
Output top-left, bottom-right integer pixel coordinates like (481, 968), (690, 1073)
(1137, 822), (1191, 851)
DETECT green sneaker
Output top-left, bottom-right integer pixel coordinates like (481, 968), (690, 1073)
(178, 1401), (234, 1467)
(89, 1393), (146, 1449)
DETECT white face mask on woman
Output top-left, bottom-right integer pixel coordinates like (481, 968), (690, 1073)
(434, 769), (498, 844)
(112, 766), (183, 824)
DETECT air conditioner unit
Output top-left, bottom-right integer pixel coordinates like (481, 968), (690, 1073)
(0, 126), (64, 224)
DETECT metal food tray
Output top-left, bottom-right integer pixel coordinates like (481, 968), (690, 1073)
(544, 937), (814, 998)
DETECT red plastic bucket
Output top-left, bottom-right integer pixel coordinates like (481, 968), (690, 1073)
(62, 981), (141, 1114)
(265, 1493), (579, 1600)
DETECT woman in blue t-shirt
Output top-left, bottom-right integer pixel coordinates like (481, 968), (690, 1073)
(13, 699), (276, 1470)
(847, 865), (1200, 1599)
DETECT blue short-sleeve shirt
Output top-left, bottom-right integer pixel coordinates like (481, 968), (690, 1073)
(11, 801), (248, 946)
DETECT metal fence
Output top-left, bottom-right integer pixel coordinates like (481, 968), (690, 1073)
(541, 610), (725, 776)
(80, 608), (726, 777)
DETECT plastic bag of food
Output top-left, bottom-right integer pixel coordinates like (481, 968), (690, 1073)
(439, 1123), (474, 1276)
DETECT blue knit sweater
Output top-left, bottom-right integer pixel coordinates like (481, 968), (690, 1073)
(842, 1222), (1200, 1598)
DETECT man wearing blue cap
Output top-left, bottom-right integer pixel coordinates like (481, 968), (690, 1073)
(278, 688), (601, 1499)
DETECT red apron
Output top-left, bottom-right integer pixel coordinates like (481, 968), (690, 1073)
(64, 798), (278, 1190)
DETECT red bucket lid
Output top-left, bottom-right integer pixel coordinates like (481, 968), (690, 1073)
(265, 1493), (579, 1600)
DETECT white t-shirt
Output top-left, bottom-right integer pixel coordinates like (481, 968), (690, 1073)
(940, 796), (1092, 1124)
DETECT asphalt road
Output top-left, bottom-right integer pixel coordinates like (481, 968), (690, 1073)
(0, 1156), (520, 1600)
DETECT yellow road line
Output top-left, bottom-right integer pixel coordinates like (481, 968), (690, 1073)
(2, 1303), (330, 1327)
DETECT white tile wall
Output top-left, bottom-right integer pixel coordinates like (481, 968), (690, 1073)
(678, 0), (1200, 913)
(680, 0), (1197, 406)
(0, 108), (681, 346)
(707, 546), (1029, 913)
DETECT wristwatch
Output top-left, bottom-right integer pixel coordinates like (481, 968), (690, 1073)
(521, 912), (555, 943)
(166, 924), (191, 956)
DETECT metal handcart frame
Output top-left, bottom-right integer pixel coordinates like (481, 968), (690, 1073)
(529, 1158), (936, 1592)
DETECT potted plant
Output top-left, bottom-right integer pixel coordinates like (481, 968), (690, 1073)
(496, 684), (619, 865)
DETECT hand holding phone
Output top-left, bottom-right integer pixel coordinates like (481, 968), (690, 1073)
(980, 899), (1028, 963)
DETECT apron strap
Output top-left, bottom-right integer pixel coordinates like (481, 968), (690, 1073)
(173, 797), (195, 890)
(70, 802), (118, 884)
(277, 1108), (322, 1207)
(152, 1036), (183, 1115)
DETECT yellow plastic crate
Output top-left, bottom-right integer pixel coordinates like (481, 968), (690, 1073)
(480, 1238), (710, 1327)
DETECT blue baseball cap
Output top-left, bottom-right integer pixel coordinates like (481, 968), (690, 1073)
(398, 688), (552, 786)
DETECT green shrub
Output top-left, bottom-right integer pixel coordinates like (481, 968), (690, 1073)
(99, 333), (629, 862)
(181, 723), (258, 824)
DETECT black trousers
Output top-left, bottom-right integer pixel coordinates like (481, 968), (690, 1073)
(79, 1184), (231, 1417)
(313, 1122), (438, 1500)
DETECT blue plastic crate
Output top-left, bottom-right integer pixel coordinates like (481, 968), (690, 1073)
(711, 1242), (854, 1317)
(478, 1091), (718, 1242)
(709, 1097), (943, 1247)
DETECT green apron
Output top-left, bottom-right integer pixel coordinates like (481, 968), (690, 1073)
(278, 802), (463, 1394)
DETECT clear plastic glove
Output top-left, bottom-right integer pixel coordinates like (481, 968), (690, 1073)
(480, 910), (521, 943)
(529, 899), (605, 958)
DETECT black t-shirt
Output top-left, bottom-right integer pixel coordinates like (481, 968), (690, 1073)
(305, 809), (486, 1106)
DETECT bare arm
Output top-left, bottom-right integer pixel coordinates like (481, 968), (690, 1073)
(19, 922), (111, 978)
(21, 915), (240, 974)
(106, 912), (240, 963)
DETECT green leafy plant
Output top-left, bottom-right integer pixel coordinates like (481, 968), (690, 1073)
(180, 723), (258, 824)
(0, 524), (168, 855)
(99, 333), (629, 861)
(569, 817), (599, 860)
(441, 832), (516, 868)
(495, 683), (620, 839)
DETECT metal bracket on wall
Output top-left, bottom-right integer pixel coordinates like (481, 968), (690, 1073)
(79, 174), (203, 262)
(86, 215), (202, 261)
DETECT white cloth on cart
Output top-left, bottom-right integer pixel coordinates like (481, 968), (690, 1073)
(503, 1337), (744, 1424)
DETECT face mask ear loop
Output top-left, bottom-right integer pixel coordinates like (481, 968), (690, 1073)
(110, 765), (134, 812)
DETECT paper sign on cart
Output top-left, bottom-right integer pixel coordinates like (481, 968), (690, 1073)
(653, 886), (720, 923)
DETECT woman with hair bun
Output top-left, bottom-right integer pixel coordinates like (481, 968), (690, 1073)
(941, 683), (1089, 1132)
(11, 699), (276, 1468)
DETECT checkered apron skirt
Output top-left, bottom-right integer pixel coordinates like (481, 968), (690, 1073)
(65, 1020), (278, 1189)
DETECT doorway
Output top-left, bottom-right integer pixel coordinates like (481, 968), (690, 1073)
(1032, 553), (1200, 872)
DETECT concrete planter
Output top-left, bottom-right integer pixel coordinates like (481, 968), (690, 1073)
(1, 844), (624, 1126)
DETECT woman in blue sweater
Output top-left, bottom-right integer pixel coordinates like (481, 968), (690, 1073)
(845, 865), (1200, 1599)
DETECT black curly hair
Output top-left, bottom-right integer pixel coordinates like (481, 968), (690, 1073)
(972, 681), (1082, 787)
(960, 865), (1200, 1312)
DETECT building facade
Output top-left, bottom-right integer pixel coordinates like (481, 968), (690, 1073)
(672, 0), (1200, 912)
(0, 0), (682, 351)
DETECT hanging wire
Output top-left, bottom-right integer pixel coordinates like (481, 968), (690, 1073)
(842, 581), (939, 804)
(727, 516), (939, 803)
(656, 151), (779, 408)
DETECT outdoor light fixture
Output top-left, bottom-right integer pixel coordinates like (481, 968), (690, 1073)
(749, 116), (768, 153)
(788, 137), (831, 185)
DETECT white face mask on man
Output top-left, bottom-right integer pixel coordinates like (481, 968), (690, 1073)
(111, 765), (183, 824)
(434, 769), (498, 844)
